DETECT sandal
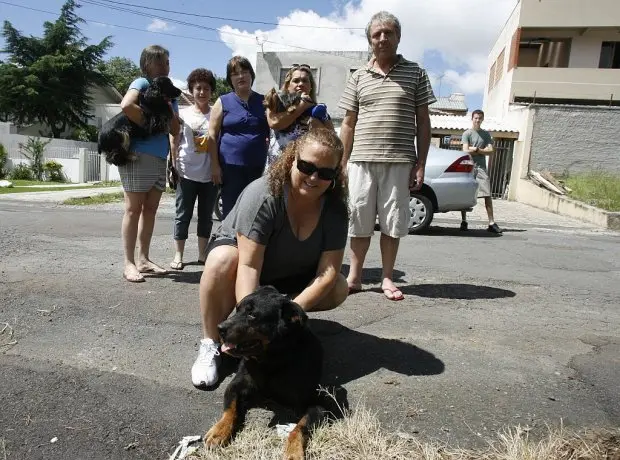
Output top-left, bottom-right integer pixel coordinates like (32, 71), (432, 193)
(382, 286), (404, 301)
(169, 260), (184, 270)
(123, 271), (145, 283)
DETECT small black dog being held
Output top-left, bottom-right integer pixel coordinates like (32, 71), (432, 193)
(98, 76), (181, 166)
(205, 285), (347, 460)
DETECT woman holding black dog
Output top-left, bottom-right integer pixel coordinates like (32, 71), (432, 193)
(169, 68), (219, 270)
(191, 129), (349, 389)
(264, 64), (334, 162)
(206, 56), (270, 219)
(118, 45), (180, 283)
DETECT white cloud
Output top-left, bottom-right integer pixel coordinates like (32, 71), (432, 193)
(217, 0), (516, 96)
(147, 19), (174, 32)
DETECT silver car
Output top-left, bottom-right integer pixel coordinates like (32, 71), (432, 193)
(408, 146), (478, 233)
(213, 146), (479, 233)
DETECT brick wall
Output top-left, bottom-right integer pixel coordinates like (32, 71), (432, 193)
(529, 106), (620, 175)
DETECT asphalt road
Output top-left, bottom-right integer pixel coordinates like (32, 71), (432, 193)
(0, 199), (619, 459)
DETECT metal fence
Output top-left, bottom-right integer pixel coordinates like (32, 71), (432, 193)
(438, 136), (514, 199)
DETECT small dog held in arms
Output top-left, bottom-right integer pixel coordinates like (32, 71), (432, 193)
(98, 76), (181, 166)
(204, 286), (347, 460)
(263, 87), (330, 128)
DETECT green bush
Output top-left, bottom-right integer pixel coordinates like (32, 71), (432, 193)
(0, 143), (7, 179)
(19, 137), (52, 181)
(71, 125), (99, 142)
(9, 163), (35, 180)
(44, 160), (66, 182)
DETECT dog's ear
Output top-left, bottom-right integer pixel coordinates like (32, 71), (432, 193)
(280, 298), (308, 327)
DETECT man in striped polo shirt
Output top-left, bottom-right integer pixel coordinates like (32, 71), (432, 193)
(339, 11), (436, 301)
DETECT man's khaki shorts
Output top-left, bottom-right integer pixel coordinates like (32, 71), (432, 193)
(475, 165), (491, 198)
(347, 162), (412, 238)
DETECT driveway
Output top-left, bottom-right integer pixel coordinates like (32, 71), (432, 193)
(0, 196), (618, 459)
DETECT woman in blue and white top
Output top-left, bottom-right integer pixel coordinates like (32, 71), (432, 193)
(169, 68), (219, 270)
(118, 45), (180, 283)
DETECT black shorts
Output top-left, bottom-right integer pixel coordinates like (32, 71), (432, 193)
(206, 235), (314, 296)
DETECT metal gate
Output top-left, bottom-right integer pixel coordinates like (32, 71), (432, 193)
(86, 150), (101, 182)
(438, 136), (514, 199)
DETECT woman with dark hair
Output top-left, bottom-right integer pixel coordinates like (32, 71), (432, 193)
(191, 129), (349, 389)
(169, 68), (219, 270)
(206, 56), (270, 219)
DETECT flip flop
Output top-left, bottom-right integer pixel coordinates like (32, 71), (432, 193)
(169, 260), (184, 270)
(348, 286), (363, 295)
(138, 265), (168, 275)
(123, 272), (145, 283)
(382, 286), (404, 301)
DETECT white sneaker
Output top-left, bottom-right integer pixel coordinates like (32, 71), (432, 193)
(191, 338), (220, 388)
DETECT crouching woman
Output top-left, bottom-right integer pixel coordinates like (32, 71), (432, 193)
(191, 129), (349, 389)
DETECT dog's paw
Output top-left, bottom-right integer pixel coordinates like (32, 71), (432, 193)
(204, 420), (233, 447)
(282, 433), (305, 460)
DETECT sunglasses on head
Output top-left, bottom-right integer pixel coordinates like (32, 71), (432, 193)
(291, 63), (311, 70)
(296, 158), (339, 181)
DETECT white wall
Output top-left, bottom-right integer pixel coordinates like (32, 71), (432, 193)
(8, 158), (81, 182)
(569, 36), (604, 68)
(483, 2), (521, 118)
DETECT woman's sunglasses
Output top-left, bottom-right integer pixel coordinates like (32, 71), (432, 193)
(296, 158), (339, 181)
(291, 63), (311, 71)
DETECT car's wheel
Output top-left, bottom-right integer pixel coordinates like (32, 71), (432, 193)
(408, 193), (434, 233)
(213, 187), (223, 221)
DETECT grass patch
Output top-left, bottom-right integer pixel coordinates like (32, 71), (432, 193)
(11, 179), (64, 186)
(63, 191), (124, 205)
(191, 405), (620, 459)
(0, 185), (101, 195)
(563, 171), (620, 212)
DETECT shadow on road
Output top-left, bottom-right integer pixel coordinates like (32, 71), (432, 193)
(310, 319), (445, 385)
(399, 283), (516, 299)
(341, 264), (407, 284)
(421, 226), (508, 237)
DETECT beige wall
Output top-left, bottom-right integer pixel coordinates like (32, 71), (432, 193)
(519, 0), (620, 28)
(512, 67), (620, 100)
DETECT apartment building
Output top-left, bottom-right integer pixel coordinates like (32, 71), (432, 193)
(484, 0), (620, 118)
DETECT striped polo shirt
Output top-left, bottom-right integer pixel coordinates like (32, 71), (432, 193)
(338, 55), (436, 163)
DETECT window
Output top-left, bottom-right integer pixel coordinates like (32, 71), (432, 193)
(488, 62), (497, 92)
(599, 42), (620, 69)
(279, 66), (320, 95)
(495, 48), (506, 82)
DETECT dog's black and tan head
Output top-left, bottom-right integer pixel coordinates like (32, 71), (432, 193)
(218, 286), (308, 358)
(139, 76), (182, 119)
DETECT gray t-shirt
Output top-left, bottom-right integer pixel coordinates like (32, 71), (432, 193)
(215, 176), (348, 286)
(462, 128), (493, 170)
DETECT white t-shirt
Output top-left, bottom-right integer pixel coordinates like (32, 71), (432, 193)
(177, 106), (211, 183)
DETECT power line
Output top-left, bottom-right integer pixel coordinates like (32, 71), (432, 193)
(92, 0), (364, 30)
(1, 0), (368, 62)
(78, 0), (367, 60)
(0, 1), (250, 47)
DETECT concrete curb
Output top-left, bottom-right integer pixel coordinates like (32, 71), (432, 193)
(513, 179), (619, 231)
(0, 186), (123, 203)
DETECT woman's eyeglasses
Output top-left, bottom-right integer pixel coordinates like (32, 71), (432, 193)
(291, 63), (311, 70)
(296, 158), (339, 181)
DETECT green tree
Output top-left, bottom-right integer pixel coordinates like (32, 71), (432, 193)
(0, 0), (112, 138)
(213, 76), (232, 102)
(99, 56), (141, 95)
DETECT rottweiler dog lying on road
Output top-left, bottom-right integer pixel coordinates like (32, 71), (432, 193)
(204, 286), (346, 459)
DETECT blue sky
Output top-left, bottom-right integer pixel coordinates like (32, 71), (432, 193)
(1, 0), (518, 112)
